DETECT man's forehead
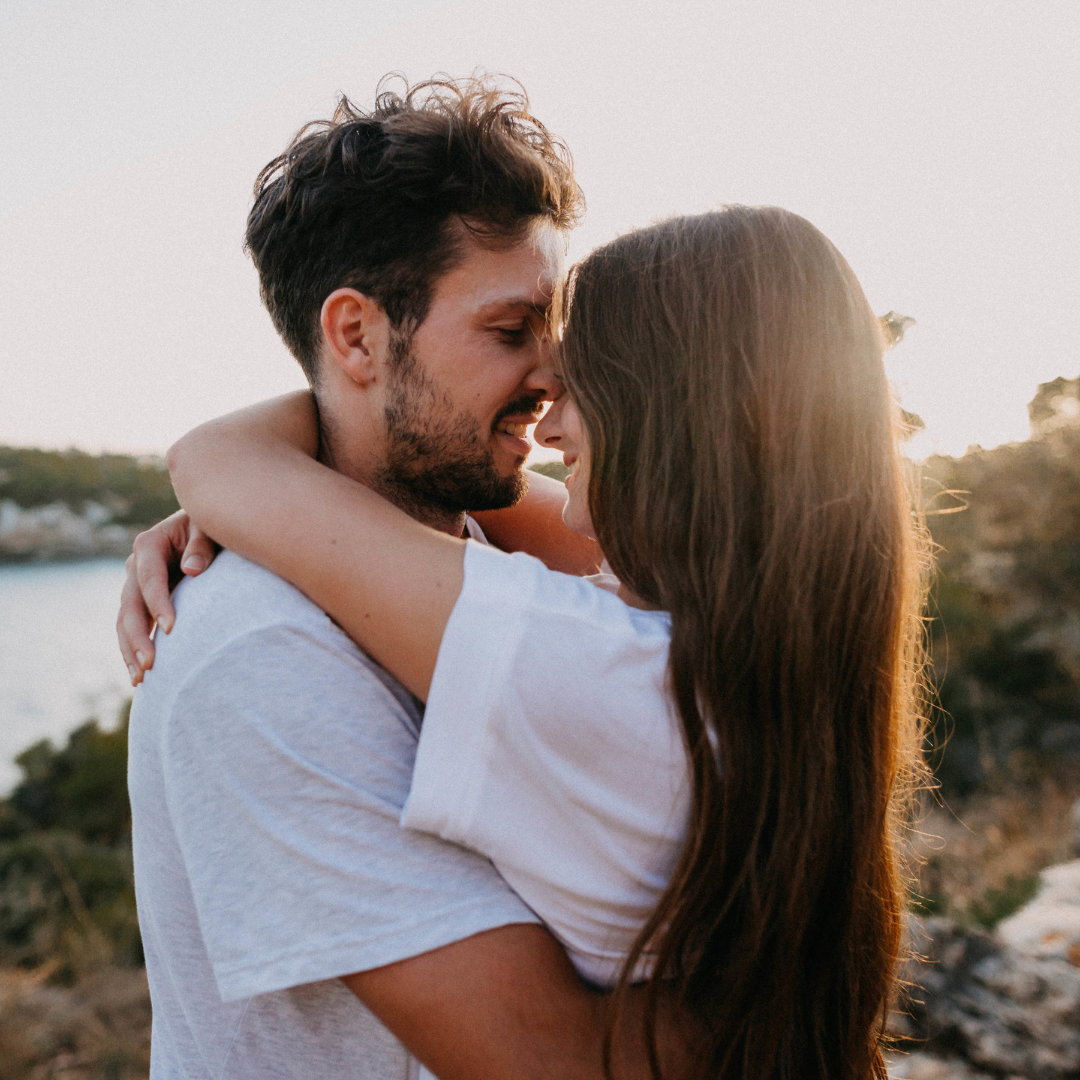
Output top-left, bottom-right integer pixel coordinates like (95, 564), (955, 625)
(439, 220), (566, 310)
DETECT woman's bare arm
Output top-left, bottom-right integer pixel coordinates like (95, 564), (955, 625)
(471, 471), (602, 576)
(118, 415), (599, 683)
(167, 393), (463, 701)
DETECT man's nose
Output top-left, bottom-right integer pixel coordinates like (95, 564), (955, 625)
(524, 355), (563, 403)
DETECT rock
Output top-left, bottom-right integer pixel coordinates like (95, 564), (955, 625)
(886, 1050), (997, 1079)
(895, 916), (1080, 1079)
(997, 859), (1080, 965)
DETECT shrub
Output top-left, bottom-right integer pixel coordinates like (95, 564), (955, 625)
(0, 702), (140, 975)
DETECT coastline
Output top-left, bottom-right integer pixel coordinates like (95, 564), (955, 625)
(0, 499), (139, 562)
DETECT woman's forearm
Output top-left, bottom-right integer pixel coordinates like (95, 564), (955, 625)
(471, 471), (602, 575)
(166, 393), (320, 559)
(167, 394), (463, 700)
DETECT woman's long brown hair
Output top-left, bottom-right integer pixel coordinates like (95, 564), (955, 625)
(559, 207), (929, 1080)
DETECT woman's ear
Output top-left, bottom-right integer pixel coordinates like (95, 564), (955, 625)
(320, 289), (391, 387)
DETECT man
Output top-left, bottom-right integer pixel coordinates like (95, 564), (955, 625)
(120, 78), (668, 1079)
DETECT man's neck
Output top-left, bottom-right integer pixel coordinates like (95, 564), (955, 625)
(318, 429), (468, 540)
(381, 496), (468, 539)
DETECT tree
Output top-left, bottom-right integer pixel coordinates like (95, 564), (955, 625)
(924, 376), (1080, 792)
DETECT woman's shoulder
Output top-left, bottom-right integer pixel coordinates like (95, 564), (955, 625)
(462, 540), (670, 636)
(456, 544), (673, 710)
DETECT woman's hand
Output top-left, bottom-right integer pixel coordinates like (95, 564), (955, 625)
(117, 393), (320, 686)
(116, 511), (219, 685)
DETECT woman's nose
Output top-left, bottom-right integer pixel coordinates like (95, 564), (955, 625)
(534, 395), (564, 447)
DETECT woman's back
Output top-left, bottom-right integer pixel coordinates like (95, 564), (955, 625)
(404, 541), (689, 986)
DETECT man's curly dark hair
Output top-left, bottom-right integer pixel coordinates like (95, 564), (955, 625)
(245, 74), (584, 383)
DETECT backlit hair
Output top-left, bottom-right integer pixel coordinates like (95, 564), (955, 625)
(561, 207), (930, 1080)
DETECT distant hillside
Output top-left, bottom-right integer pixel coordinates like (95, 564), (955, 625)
(528, 459), (569, 482)
(0, 447), (559, 562)
(923, 375), (1080, 793)
(0, 446), (178, 561)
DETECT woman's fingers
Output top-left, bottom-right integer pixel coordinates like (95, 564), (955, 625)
(116, 512), (196, 684)
(132, 518), (187, 635)
(118, 553), (155, 685)
(180, 522), (218, 576)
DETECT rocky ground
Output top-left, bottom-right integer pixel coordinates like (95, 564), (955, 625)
(886, 787), (1080, 1080)
(888, 888), (1080, 1079)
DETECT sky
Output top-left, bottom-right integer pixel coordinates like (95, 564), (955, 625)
(1, 0), (1077, 462)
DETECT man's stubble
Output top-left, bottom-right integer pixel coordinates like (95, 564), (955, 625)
(373, 329), (535, 521)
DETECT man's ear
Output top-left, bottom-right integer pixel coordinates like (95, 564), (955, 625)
(320, 289), (390, 387)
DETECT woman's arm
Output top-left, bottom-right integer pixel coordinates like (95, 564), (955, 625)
(167, 393), (463, 701)
(472, 472), (602, 576)
(118, 416), (600, 684)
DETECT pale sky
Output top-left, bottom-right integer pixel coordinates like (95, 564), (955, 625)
(2, 0), (1077, 462)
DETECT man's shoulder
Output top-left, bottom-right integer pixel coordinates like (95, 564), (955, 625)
(173, 548), (326, 632)
(141, 550), (421, 729)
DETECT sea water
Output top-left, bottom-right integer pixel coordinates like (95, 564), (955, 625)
(0, 559), (130, 794)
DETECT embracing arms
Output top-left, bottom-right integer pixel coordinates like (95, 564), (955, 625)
(346, 924), (691, 1080)
(118, 394), (599, 684)
(167, 393), (460, 699)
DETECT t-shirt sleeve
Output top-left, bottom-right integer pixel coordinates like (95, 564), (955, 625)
(162, 622), (537, 1003)
(401, 541), (688, 985)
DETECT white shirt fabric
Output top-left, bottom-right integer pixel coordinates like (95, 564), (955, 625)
(129, 547), (537, 1080)
(402, 541), (692, 987)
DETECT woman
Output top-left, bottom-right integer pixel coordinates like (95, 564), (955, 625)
(125, 206), (928, 1079)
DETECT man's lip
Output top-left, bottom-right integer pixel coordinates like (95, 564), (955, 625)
(494, 413), (542, 428)
(495, 429), (532, 458)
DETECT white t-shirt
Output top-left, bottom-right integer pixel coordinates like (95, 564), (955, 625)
(402, 541), (691, 986)
(129, 548), (537, 1080)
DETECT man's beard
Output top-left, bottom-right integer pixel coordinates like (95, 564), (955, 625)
(373, 331), (535, 517)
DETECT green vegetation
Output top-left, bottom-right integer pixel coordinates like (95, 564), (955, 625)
(0, 703), (148, 1078)
(923, 375), (1080, 794)
(966, 874), (1041, 930)
(0, 445), (178, 525)
(0, 702), (139, 976)
(528, 459), (569, 482)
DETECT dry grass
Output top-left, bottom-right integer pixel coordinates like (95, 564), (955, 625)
(910, 765), (1080, 927)
(0, 775), (1076, 1079)
(0, 959), (150, 1080)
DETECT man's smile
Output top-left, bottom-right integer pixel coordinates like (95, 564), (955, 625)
(492, 400), (545, 457)
(493, 418), (534, 456)
(495, 420), (529, 438)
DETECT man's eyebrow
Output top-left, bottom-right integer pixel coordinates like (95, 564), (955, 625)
(476, 297), (552, 318)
